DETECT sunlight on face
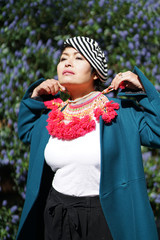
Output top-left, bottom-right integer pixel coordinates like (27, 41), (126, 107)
(57, 47), (97, 88)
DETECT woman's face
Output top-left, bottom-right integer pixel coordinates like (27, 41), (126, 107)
(57, 47), (97, 89)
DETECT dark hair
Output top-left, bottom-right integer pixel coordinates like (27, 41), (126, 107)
(91, 67), (106, 91)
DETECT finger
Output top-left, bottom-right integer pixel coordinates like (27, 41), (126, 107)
(42, 85), (52, 94)
(111, 73), (124, 90)
(49, 82), (59, 95)
(44, 79), (60, 95)
(57, 82), (66, 92)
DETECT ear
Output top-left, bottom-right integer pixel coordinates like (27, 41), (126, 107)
(93, 73), (98, 81)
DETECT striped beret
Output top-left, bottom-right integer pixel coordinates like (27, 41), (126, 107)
(63, 36), (108, 82)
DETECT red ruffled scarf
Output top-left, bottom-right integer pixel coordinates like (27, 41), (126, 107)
(44, 92), (119, 140)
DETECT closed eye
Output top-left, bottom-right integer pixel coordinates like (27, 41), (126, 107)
(60, 57), (67, 62)
(76, 57), (83, 60)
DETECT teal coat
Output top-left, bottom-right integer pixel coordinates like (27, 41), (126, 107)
(17, 67), (159, 240)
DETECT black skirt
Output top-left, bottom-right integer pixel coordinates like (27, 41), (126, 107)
(44, 187), (113, 240)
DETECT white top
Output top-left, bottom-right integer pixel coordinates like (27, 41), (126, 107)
(44, 121), (101, 196)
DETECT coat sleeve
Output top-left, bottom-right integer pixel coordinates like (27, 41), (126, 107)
(18, 78), (47, 144)
(119, 66), (160, 148)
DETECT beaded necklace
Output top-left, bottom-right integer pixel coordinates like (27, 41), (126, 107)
(44, 92), (119, 140)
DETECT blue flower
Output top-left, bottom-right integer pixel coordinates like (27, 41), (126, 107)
(2, 200), (7, 206)
(57, 39), (63, 47)
(10, 205), (18, 213)
(11, 214), (19, 223)
(40, 24), (47, 29)
(69, 24), (75, 30)
(25, 38), (31, 47)
(99, 0), (105, 7)
(46, 38), (52, 47)
(128, 42), (134, 50)
(78, 20), (82, 25)
(53, 50), (61, 61)
(142, 151), (151, 162)
(97, 28), (102, 34)
(97, 17), (102, 23)
(30, 30), (36, 36)
(149, 165), (157, 172)
(87, 18), (94, 26)
(88, 1), (94, 7)
(133, 23), (138, 28)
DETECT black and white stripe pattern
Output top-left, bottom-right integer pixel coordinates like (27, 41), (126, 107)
(63, 36), (108, 82)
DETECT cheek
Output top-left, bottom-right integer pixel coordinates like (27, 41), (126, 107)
(78, 64), (92, 76)
(57, 64), (62, 78)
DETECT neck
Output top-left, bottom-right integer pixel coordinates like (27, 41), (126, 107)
(67, 85), (95, 100)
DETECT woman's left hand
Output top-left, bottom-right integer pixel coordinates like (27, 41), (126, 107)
(111, 71), (144, 91)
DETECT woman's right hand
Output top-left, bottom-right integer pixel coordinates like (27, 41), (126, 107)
(31, 79), (66, 98)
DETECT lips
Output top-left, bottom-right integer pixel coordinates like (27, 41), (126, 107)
(62, 70), (75, 75)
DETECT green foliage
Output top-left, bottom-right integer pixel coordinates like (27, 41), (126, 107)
(0, 0), (160, 238)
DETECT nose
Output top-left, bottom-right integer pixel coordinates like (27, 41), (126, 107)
(65, 58), (73, 67)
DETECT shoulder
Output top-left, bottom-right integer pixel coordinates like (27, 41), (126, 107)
(108, 96), (142, 115)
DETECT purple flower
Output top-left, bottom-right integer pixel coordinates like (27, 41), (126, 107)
(99, 0), (105, 7)
(2, 200), (7, 206)
(143, 35), (148, 41)
(112, 34), (117, 39)
(119, 30), (128, 39)
(69, 24), (75, 30)
(5, 226), (9, 231)
(155, 195), (160, 204)
(30, 30), (36, 36)
(142, 151), (151, 162)
(137, 10), (143, 19)
(17, 159), (22, 164)
(11, 214), (19, 223)
(57, 39), (63, 47)
(156, 75), (160, 83)
(10, 149), (14, 156)
(36, 70), (41, 77)
(113, 6), (118, 12)
(142, 23), (147, 29)
(87, 18), (94, 26)
(1, 140), (5, 146)
(40, 24), (47, 29)
(133, 23), (138, 28)
(1, 83), (6, 91)
(25, 38), (31, 47)
(53, 50), (61, 61)
(8, 119), (13, 125)
(46, 38), (52, 47)
(78, 20), (82, 25)
(2, 11), (6, 17)
(24, 152), (28, 159)
(4, 20), (8, 27)
(10, 205), (18, 213)
(15, 50), (22, 58)
(149, 165), (157, 172)
(16, 166), (20, 174)
(88, 1), (94, 7)
(22, 21), (28, 28)
(107, 69), (113, 76)
(127, 11), (134, 19)
(54, 75), (58, 80)
(36, 40), (43, 50)
(97, 17), (102, 23)
(125, 61), (131, 69)
(97, 28), (102, 34)
(128, 42), (134, 50)
(155, 85), (160, 91)
(21, 192), (26, 199)
(150, 193), (157, 199)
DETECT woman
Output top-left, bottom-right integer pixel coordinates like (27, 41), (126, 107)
(16, 36), (159, 240)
